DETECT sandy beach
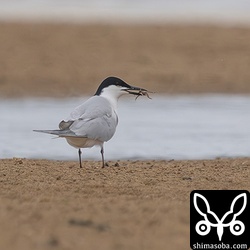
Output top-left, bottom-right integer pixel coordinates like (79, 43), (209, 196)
(1, 23), (250, 97)
(0, 22), (250, 250)
(0, 158), (249, 250)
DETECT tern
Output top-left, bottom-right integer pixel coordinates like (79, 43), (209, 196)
(34, 76), (150, 168)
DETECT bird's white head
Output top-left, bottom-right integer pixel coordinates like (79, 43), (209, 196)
(94, 76), (147, 109)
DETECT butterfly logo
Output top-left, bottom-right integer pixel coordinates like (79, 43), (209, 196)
(193, 192), (247, 241)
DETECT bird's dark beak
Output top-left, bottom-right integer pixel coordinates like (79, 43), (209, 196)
(123, 85), (153, 100)
(123, 85), (148, 95)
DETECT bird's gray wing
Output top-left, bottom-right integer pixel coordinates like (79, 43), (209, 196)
(59, 96), (99, 130)
(59, 96), (118, 142)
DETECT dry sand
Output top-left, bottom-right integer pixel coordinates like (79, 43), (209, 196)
(1, 23), (250, 97)
(0, 22), (250, 250)
(0, 158), (249, 250)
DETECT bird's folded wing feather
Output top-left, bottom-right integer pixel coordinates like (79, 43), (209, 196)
(59, 96), (118, 142)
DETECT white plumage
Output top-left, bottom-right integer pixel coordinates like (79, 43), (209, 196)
(34, 76), (148, 168)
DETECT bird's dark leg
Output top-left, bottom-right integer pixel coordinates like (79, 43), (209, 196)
(78, 148), (82, 168)
(100, 146), (105, 168)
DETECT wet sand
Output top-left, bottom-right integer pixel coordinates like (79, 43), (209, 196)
(0, 158), (249, 250)
(0, 22), (250, 250)
(1, 23), (250, 97)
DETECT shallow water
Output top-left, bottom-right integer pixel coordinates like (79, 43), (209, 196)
(0, 95), (249, 161)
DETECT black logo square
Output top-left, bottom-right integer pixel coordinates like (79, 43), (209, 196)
(190, 190), (250, 250)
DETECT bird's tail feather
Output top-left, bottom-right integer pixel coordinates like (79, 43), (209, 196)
(33, 129), (79, 137)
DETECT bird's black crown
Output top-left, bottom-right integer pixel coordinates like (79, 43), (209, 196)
(94, 77), (131, 96)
